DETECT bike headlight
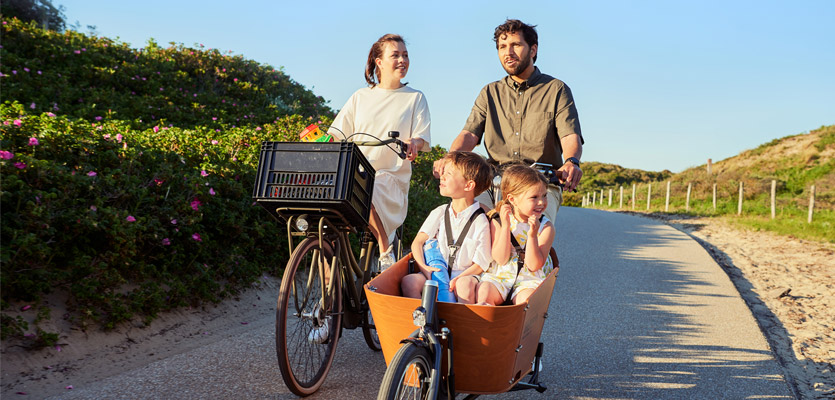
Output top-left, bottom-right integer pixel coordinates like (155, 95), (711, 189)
(295, 215), (309, 232)
(412, 307), (427, 328)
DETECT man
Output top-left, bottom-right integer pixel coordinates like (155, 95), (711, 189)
(436, 19), (584, 220)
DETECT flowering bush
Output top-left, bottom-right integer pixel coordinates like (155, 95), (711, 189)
(0, 17), (447, 340)
(0, 101), (315, 331)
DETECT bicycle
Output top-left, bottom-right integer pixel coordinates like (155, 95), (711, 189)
(252, 130), (407, 396)
(367, 249), (558, 399)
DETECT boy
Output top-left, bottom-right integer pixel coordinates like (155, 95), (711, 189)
(401, 152), (493, 304)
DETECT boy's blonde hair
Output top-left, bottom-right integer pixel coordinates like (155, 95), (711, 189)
(442, 151), (493, 195)
(492, 164), (548, 215)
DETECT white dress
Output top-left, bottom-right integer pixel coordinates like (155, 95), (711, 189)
(328, 86), (431, 239)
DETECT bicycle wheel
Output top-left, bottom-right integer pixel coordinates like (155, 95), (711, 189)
(361, 289), (382, 351)
(276, 237), (342, 396)
(377, 342), (434, 400)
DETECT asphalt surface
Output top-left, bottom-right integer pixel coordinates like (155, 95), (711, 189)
(47, 207), (795, 399)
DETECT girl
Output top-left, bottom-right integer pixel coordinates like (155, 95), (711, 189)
(327, 34), (431, 270)
(476, 165), (556, 306)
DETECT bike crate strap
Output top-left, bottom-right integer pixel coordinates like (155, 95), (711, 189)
(252, 141), (376, 228)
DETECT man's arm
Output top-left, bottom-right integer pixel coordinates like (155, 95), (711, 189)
(557, 133), (583, 192)
(432, 130), (480, 177)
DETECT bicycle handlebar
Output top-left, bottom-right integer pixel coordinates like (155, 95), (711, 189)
(333, 129), (408, 160)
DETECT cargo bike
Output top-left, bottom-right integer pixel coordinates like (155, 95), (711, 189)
(253, 131), (560, 398)
(366, 250), (558, 399)
(252, 131), (408, 396)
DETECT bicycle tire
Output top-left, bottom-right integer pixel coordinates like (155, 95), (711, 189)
(361, 289), (382, 351)
(376, 342), (434, 400)
(275, 237), (342, 396)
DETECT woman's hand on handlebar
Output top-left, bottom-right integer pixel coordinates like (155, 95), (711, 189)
(402, 137), (424, 161)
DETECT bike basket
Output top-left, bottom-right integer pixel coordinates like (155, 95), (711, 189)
(252, 141), (375, 228)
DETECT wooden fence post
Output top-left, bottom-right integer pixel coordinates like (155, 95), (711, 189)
(632, 183), (636, 210)
(647, 183), (652, 211)
(592, 191), (596, 206)
(808, 185), (816, 223)
(600, 189), (604, 207)
(771, 180), (777, 219)
(665, 181), (671, 212)
(713, 183), (717, 211)
(608, 189), (613, 206)
(686, 183), (692, 212)
(619, 186), (624, 209)
(738, 181), (744, 215)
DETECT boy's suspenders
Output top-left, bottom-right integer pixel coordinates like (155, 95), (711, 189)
(443, 203), (486, 278)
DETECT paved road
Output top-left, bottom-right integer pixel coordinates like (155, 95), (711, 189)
(48, 207), (795, 399)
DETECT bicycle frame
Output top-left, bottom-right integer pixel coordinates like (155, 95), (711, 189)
(280, 210), (376, 325)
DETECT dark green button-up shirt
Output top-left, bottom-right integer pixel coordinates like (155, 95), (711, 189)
(462, 67), (583, 167)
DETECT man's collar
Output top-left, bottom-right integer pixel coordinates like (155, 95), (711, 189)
(505, 67), (542, 91)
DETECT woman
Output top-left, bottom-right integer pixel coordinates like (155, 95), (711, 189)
(328, 34), (431, 270)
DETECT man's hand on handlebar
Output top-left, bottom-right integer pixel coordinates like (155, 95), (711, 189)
(557, 162), (582, 192)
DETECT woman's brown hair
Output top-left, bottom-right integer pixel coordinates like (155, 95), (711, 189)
(365, 34), (405, 87)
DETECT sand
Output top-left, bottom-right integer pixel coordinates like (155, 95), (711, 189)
(1, 214), (833, 399)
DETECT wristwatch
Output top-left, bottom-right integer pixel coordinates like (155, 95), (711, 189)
(565, 157), (580, 167)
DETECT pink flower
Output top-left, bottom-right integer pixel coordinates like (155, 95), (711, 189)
(201, 170), (208, 177)
(211, 140), (218, 145)
(90, 205), (97, 211)
(192, 233), (202, 241)
(255, 127), (261, 131)
(14, 162), (25, 169)
(95, 116), (102, 121)
(87, 171), (97, 177)
(28, 137), (39, 146)
(170, 219), (177, 225)
(212, 117), (217, 121)
(24, 67), (30, 72)
(162, 238), (171, 246)
(190, 199), (201, 211)
(209, 188), (216, 195)
(153, 126), (160, 133)
(21, 305), (32, 311)
(0, 151), (13, 159)
(126, 215), (136, 222)
(13, 119), (22, 127)
(30, 103), (36, 109)
(116, 134), (123, 142)
(46, 112), (55, 117)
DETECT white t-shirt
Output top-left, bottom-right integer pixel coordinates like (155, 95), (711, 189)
(418, 202), (492, 277)
(328, 86), (431, 239)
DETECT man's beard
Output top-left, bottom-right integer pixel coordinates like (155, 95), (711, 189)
(503, 53), (532, 76)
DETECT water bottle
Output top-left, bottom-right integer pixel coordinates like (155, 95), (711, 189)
(431, 270), (456, 303)
(424, 239), (456, 302)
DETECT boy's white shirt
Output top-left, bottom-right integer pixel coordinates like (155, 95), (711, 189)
(418, 201), (492, 277)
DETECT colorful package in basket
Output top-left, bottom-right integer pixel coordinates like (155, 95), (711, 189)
(299, 124), (334, 142)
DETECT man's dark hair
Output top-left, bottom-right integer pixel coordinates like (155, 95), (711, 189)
(493, 19), (538, 62)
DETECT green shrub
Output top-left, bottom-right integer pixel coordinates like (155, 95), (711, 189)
(0, 16), (449, 338)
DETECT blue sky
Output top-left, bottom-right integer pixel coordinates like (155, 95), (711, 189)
(58, 0), (834, 172)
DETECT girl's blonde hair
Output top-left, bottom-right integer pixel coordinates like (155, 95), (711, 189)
(490, 164), (548, 218)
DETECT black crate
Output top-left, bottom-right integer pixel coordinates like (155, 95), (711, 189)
(252, 141), (376, 228)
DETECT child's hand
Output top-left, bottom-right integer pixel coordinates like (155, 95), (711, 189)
(500, 204), (513, 225)
(528, 214), (540, 234)
(449, 276), (459, 291)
